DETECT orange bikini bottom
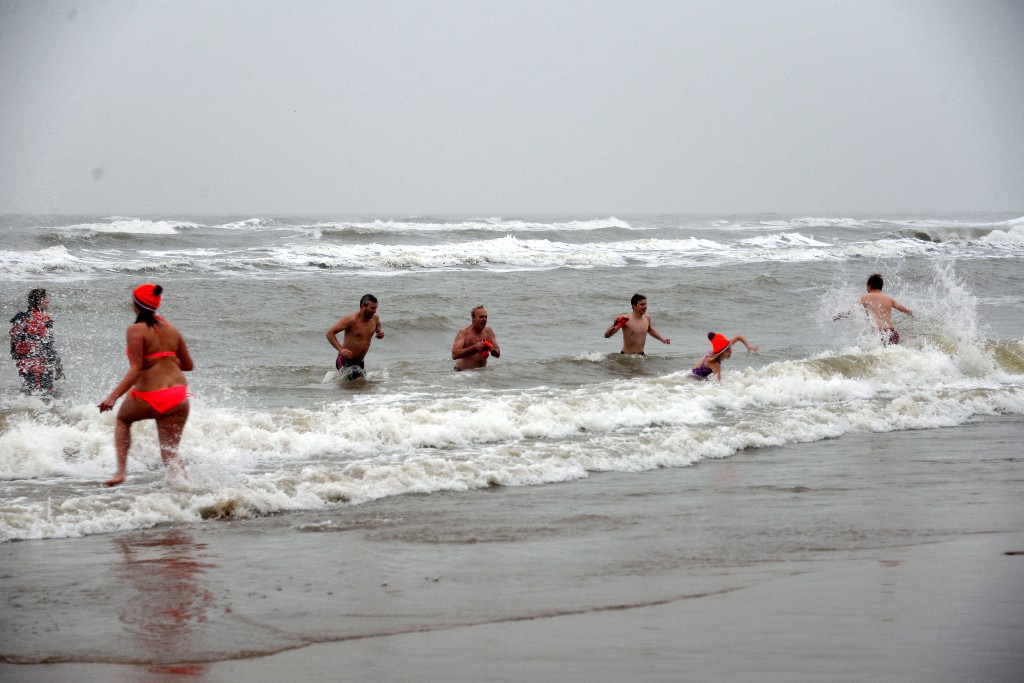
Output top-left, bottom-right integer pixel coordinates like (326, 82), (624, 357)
(129, 386), (188, 414)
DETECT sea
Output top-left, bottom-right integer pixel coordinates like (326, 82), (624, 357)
(2, 212), (1023, 544)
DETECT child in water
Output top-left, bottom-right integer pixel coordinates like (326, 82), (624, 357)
(691, 332), (758, 382)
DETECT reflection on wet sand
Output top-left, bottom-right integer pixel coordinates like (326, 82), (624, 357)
(114, 529), (216, 680)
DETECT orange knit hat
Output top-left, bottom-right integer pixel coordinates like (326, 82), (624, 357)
(133, 283), (162, 312)
(709, 332), (731, 355)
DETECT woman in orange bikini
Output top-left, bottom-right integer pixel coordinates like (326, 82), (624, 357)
(99, 284), (194, 486)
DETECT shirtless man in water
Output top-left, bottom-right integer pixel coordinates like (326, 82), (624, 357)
(604, 293), (671, 354)
(452, 306), (501, 370)
(835, 273), (913, 345)
(326, 294), (384, 379)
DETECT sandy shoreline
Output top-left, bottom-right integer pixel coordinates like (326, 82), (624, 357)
(3, 417), (1023, 682)
(3, 532), (1022, 683)
(184, 533), (1024, 683)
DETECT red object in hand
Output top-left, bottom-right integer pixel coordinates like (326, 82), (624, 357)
(479, 340), (493, 358)
(615, 316), (629, 328)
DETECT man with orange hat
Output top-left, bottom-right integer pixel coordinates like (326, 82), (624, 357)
(603, 293), (671, 355)
(326, 294), (384, 380)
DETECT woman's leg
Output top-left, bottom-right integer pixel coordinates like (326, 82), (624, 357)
(104, 395), (159, 486)
(155, 399), (190, 481)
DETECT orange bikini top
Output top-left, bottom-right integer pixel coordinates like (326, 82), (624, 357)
(126, 317), (177, 360)
(125, 349), (177, 358)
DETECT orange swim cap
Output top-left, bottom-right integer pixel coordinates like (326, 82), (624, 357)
(709, 333), (731, 355)
(133, 283), (162, 312)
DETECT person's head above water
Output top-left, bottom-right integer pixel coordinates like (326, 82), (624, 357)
(359, 293), (379, 319)
(28, 288), (48, 310)
(133, 283), (162, 312)
(708, 332), (732, 357)
(866, 273), (884, 291)
(133, 284), (163, 326)
(471, 305), (488, 331)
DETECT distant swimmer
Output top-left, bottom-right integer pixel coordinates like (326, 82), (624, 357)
(452, 305), (501, 371)
(326, 294), (384, 380)
(691, 332), (758, 382)
(834, 273), (913, 345)
(604, 293), (671, 355)
(9, 288), (64, 393)
(99, 284), (193, 486)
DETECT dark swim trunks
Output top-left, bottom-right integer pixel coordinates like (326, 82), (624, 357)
(336, 356), (366, 380)
(619, 351), (646, 356)
(881, 327), (900, 346)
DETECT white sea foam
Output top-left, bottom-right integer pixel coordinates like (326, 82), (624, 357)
(311, 217), (634, 234)
(5, 225), (1022, 281)
(258, 234), (857, 271)
(62, 218), (199, 234)
(715, 215), (1024, 236)
(3, 334), (1022, 541)
(266, 236), (628, 271)
(979, 223), (1024, 247)
(216, 218), (282, 230)
(3, 212), (1022, 542)
(0, 245), (91, 280)
(757, 217), (867, 230)
(740, 232), (831, 248)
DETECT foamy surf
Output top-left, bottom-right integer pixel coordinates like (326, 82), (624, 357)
(3, 333), (1022, 542)
(3, 212), (1022, 542)
(6, 218), (1024, 280)
(65, 218), (199, 235)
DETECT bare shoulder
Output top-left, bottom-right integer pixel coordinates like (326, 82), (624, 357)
(158, 318), (181, 334)
(126, 322), (148, 339)
(338, 311), (360, 327)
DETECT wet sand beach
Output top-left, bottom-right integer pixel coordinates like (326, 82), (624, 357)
(3, 416), (1023, 682)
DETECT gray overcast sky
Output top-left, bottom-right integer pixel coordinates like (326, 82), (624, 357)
(1, 0), (1022, 215)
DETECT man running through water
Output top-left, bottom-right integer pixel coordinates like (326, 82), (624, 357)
(326, 294), (384, 380)
(835, 273), (913, 345)
(604, 293), (671, 354)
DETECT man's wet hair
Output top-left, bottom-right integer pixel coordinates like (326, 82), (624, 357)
(360, 294), (378, 307)
(866, 274), (884, 291)
(631, 293), (646, 307)
(471, 305), (486, 318)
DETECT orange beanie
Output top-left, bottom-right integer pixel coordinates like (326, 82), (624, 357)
(133, 283), (162, 312)
(709, 333), (731, 355)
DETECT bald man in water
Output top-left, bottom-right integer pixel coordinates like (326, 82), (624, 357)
(452, 306), (500, 370)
